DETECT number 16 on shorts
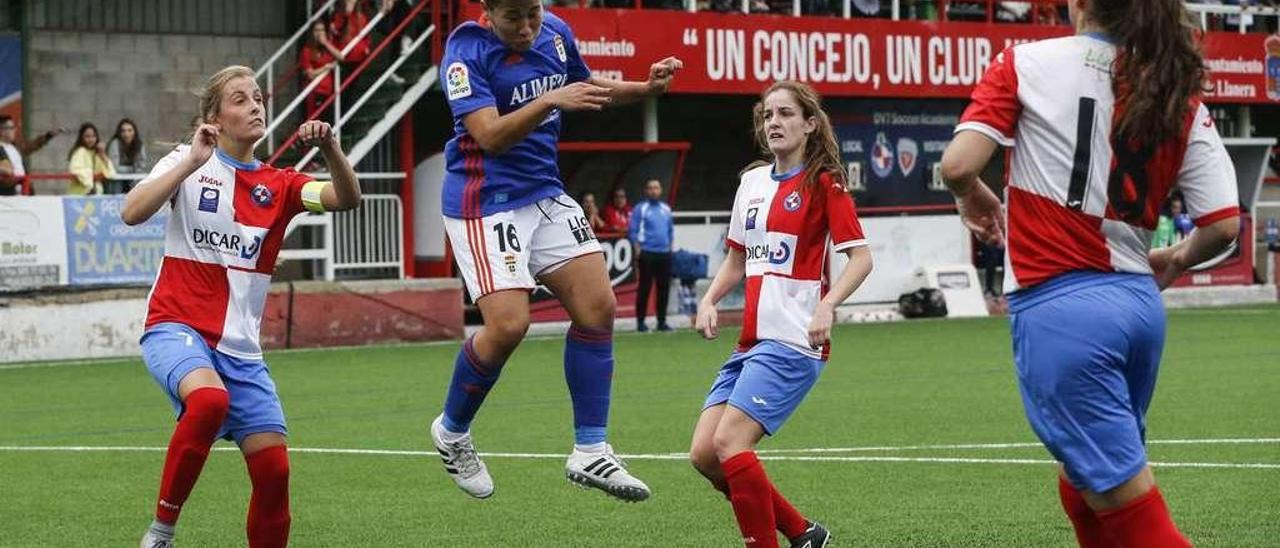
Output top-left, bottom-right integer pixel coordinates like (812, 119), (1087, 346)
(443, 196), (602, 300)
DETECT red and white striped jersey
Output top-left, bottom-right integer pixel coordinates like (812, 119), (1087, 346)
(956, 35), (1239, 293)
(140, 147), (323, 359)
(726, 166), (866, 359)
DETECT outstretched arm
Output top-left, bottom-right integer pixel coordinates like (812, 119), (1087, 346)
(297, 120), (361, 211)
(587, 57), (683, 107)
(461, 83), (613, 155)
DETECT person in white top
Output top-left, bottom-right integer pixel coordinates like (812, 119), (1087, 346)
(690, 80), (873, 548)
(0, 115), (65, 196)
(123, 65), (361, 548)
(941, 0), (1239, 545)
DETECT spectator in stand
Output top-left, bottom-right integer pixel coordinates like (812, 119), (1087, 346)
(106, 118), (149, 194)
(377, 0), (416, 84)
(331, 0), (372, 66)
(300, 20), (341, 120)
(629, 179), (675, 333)
(579, 191), (609, 235)
(0, 115), (65, 196)
(67, 122), (116, 195)
(602, 186), (633, 233)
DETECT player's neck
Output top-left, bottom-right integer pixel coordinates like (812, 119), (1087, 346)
(1075, 17), (1105, 37)
(217, 138), (256, 165)
(774, 151), (804, 176)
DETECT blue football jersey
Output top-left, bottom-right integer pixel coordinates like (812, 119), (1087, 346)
(441, 12), (591, 219)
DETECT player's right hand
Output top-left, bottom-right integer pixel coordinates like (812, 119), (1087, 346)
(695, 301), (718, 340)
(1148, 245), (1185, 290)
(187, 124), (219, 167)
(955, 182), (1005, 247)
(548, 82), (612, 112)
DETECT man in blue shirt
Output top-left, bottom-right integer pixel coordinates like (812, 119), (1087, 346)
(629, 178), (675, 332)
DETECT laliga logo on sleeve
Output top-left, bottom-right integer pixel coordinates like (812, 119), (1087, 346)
(251, 184), (273, 207)
(783, 191), (802, 212)
(446, 62), (472, 100)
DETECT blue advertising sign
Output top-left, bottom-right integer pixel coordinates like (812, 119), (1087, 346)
(829, 100), (964, 209)
(62, 196), (168, 285)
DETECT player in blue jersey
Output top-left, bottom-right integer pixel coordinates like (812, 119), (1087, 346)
(428, 0), (681, 502)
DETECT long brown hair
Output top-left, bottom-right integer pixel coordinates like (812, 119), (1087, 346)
(746, 81), (844, 193)
(1092, 0), (1206, 145)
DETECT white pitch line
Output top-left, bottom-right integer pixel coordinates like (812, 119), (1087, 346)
(755, 438), (1280, 454)
(0, 446), (1277, 470)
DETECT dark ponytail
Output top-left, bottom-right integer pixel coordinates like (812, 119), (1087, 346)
(1094, 0), (1207, 145)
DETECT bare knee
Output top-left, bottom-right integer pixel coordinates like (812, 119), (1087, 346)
(484, 313), (529, 350)
(713, 428), (755, 462)
(689, 442), (720, 477)
(575, 289), (617, 330)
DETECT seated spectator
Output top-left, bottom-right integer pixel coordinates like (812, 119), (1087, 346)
(67, 122), (115, 196)
(579, 191), (609, 234)
(300, 19), (341, 119)
(0, 115), (65, 196)
(602, 186), (633, 234)
(106, 118), (149, 194)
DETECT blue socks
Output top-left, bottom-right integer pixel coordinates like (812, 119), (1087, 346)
(564, 324), (614, 446)
(441, 335), (502, 434)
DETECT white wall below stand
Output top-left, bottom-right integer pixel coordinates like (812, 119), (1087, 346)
(1, 298), (148, 363)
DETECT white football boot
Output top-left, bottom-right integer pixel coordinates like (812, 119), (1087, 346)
(564, 443), (651, 502)
(430, 414), (494, 499)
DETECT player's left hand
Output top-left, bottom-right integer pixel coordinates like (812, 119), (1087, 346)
(297, 120), (336, 149)
(1148, 245), (1185, 290)
(807, 303), (834, 350)
(646, 57), (683, 95)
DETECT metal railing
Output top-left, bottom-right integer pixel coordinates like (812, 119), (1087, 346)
(333, 194), (405, 278)
(266, 0), (435, 167)
(255, 5), (387, 158)
(255, 0), (338, 156)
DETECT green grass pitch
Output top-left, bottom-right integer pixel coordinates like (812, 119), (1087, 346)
(2, 306), (1277, 546)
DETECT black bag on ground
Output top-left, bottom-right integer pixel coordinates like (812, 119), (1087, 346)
(898, 288), (948, 318)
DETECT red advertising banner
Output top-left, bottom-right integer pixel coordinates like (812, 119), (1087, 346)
(462, 5), (1279, 104)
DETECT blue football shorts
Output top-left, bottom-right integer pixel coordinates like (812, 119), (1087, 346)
(703, 340), (825, 435)
(140, 322), (287, 445)
(1010, 271), (1165, 493)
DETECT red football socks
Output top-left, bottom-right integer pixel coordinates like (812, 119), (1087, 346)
(1057, 476), (1118, 548)
(245, 445), (291, 548)
(721, 451), (779, 548)
(770, 483), (809, 540)
(154, 387), (229, 525)
(1096, 486), (1191, 548)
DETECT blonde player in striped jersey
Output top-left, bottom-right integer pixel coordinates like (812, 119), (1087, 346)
(124, 65), (361, 548)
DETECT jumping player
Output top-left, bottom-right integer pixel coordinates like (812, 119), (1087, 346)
(124, 65), (361, 548)
(689, 81), (873, 548)
(941, 0), (1239, 545)
(429, 0), (682, 502)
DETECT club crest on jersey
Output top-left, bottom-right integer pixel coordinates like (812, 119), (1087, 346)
(198, 187), (219, 213)
(870, 132), (894, 179)
(446, 62), (472, 100)
(897, 137), (919, 176)
(553, 34), (567, 63)
(251, 184), (273, 207)
(783, 191), (802, 212)
(504, 254), (517, 274)
(745, 207), (758, 230)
